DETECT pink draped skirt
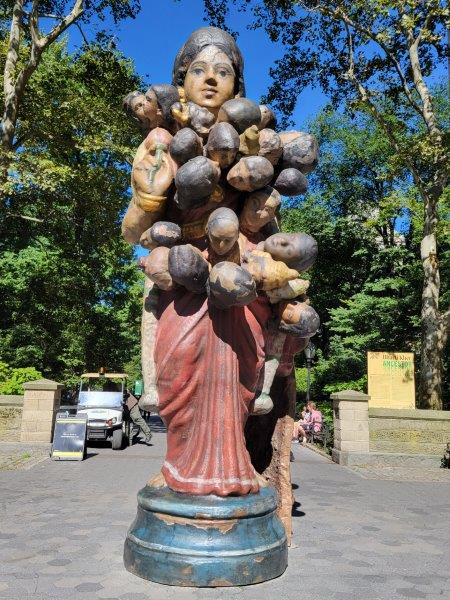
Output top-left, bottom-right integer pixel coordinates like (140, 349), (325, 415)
(154, 289), (270, 496)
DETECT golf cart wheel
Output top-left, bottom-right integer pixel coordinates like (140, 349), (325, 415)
(112, 428), (123, 450)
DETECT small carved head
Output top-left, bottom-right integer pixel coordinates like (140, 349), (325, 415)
(206, 207), (239, 256)
(240, 187), (281, 233)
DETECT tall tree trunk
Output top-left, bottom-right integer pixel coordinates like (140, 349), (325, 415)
(418, 187), (446, 410)
(2, 0), (24, 151)
(408, 33), (447, 410)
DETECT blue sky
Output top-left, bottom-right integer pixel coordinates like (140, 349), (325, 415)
(67, 0), (328, 129)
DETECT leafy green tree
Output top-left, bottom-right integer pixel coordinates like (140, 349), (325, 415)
(0, 39), (144, 384)
(203, 0), (449, 408)
(0, 0), (140, 154)
(281, 106), (434, 402)
(0, 361), (43, 393)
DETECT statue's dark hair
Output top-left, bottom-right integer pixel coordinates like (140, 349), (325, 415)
(172, 27), (245, 97)
(146, 84), (180, 129)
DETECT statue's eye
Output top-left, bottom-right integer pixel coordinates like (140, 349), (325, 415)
(218, 69), (228, 78)
(192, 67), (204, 76)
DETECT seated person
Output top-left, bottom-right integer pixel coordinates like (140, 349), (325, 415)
(293, 401), (322, 443)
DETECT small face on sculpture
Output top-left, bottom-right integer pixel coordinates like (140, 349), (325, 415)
(240, 187), (281, 233)
(278, 300), (320, 337)
(142, 88), (160, 129)
(264, 232), (318, 271)
(280, 301), (302, 325)
(206, 207), (239, 256)
(184, 46), (236, 113)
(126, 91), (160, 130)
(264, 233), (302, 262)
(139, 247), (173, 291)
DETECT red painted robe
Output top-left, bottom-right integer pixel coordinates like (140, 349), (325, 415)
(153, 188), (273, 495)
(155, 289), (271, 496)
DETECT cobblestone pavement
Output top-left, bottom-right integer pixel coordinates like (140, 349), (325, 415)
(0, 420), (449, 600)
(0, 443), (50, 471)
(347, 463), (450, 482)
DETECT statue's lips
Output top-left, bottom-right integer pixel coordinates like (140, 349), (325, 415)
(202, 88), (218, 98)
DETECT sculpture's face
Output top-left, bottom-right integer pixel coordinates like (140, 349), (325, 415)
(143, 89), (161, 128)
(184, 45), (236, 114)
(143, 247), (173, 291)
(264, 233), (301, 261)
(130, 93), (150, 125)
(279, 300), (302, 325)
(207, 216), (239, 256)
(240, 191), (279, 233)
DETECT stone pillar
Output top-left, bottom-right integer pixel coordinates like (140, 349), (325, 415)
(20, 379), (63, 443)
(331, 390), (370, 466)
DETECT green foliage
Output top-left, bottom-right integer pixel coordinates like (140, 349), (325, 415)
(0, 363), (43, 394)
(202, 0), (449, 408)
(0, 39), (144, 385)
(294, 367), (312, 394)
(281, 105), (429, 398)
(315, 402), (333, 428)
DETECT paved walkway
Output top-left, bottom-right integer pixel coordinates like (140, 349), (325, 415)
(0, 422), (449, 600)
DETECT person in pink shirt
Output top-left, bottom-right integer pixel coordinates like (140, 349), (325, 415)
(293, 401), (322, 443)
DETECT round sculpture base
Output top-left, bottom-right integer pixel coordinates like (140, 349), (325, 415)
(123, 485), (287, 587)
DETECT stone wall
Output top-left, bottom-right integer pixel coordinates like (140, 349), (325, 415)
(331, 390), (370, 465)
(20, 379), (62, 443)
(369, 408), (450, 455)
(0, 396), (24, 442)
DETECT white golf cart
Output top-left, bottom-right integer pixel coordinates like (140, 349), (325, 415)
(76, 372), (129, 450)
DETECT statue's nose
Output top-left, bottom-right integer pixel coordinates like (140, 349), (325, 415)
(205, 68), (217, 85)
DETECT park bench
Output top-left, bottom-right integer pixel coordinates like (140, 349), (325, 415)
(305, 421), (331, 451)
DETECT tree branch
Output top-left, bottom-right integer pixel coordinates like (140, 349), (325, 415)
(6, 212), (44, 223)
(38, 0), (84, 50)
(304, 2), (424, 119)
(13, 0), (84, 119)
(75, 21), (89, 46)
(4, 1), (25, 103)
(341, 21), (428, 204)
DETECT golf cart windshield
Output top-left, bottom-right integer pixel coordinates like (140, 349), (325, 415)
(78, 373), (127, 408)
(78, 391), (123, 408)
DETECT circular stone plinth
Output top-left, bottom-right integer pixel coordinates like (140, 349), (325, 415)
(124, 485), (287, 587)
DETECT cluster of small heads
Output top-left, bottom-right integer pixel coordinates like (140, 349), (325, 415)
(124, 88), (320, 339)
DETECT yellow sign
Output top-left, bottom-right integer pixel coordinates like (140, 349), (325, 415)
(367, 352), (415, 409)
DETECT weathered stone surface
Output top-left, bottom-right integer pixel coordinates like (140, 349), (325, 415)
(139, 247), (174, 291)
(258, 105), (277, 130)
(23, 379), (63, 391)
(258, 128), (283, 165)
(20, 382), (60, 443)
(262, 232), (318, 272)
(218, 98), (261, 133)
(169, 127), (203, 165)
(281, 131), (319, 174)
(369, 408), (450, 455)
(174, 156), (220, 209)
(227, 156), (274, 192)
(168, 244), (210, 293)
(206, 122), (240, 168)
(207, 261), (257, 309)
(273, 167), (308, 197)
(278, 301), (320, 337)
(0, 406), (22, 442)
(140, 221), (182, 250)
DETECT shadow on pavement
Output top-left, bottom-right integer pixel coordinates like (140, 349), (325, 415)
(292, 501), (306, 518)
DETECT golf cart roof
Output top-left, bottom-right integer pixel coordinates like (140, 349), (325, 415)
(81, 373), (127, 379)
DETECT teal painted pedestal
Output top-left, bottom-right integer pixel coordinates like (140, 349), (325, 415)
(123, 485), (287, 587)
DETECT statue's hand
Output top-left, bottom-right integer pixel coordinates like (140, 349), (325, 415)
(132, 140), (176, 198)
